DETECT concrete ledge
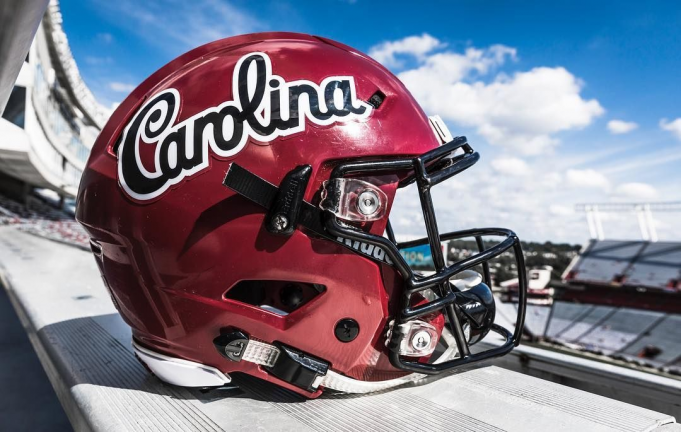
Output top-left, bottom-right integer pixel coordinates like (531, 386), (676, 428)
(483, 341), (681, 419)
(1, 227), (679, 432)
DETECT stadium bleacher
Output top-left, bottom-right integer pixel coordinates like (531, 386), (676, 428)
(523, 304), (551, 338)
(0, 192), (88, 249)
(540, 238), (681, 372)
(556, 305), (615, 343)
(567, 240), (645, 283)
(618, 315), (681, 367)
(544, 302), (594, 339)
(576, 308), (665, 354)
(625, 242), (681, 289)
(565, 239), (681, 291)
(497, 296), (681, 375)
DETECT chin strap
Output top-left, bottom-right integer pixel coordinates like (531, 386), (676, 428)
(233, 328), (463, 395)
(316, 328), (464, 394)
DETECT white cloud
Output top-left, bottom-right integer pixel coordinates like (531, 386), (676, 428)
(607, 119), (638, 134)
(92, 0), (265, 51)
(391, 160), (602, 244)
(372, 36), (628, 243)
(490, 157), (530, 176)
(382, 39), (604, 155)
(368, 34), (444, 68)
(566, 169), (610, 190)
(613, 182), (658, 201)
(549, 204), (574, 216)
(397, 44), (517, 84)
(370, 36), (681, 243)
(390, 155), (681, 243)
(542, 172), (563, 188)
(602, 146), (681, 175)
(108, 82), (135, 93)
(660, 118), (681, 140)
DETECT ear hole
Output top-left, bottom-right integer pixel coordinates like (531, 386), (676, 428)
(224, 280), (325, 315)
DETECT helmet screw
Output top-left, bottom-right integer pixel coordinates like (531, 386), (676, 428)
(411, 330), (432, 351)
(334, 318), (360, 342)
(357, 190), (380, 216)
(272, 214), (288, 231)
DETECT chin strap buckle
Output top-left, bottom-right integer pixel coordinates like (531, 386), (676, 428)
(214, 332), (281, 366)
(214, 331), (328, 392)
(264, 343), (330, 393)
(214, 331), (249, 362)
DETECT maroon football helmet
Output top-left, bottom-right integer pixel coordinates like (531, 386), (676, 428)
(76, 32), (527, 398)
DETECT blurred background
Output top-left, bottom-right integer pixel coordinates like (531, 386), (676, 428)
(0, 0), (680, 429)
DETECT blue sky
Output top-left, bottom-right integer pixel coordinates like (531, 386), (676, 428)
(60, 0), (681, 243)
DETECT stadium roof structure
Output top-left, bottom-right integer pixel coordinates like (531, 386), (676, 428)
(0, 0), (106, 198)
(575, 202), (681, 243)
(0, 0), (48, 114)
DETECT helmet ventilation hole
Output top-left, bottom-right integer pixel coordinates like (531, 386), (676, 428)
(224, 280), (325, 315)
(367, 90), (385, 109)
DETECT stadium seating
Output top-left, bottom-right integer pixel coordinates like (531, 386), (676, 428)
(504, 297), (681, 373)
(556, 305), (615, 343)
(617, 315), (681, 367)
(625, 242), (681, 289)
(573, 308), (665, 354)
(568, 240), (645, 284)
(566, 239), (681, 291)
(0, 192), (88, 249)
(544, 302), (593, 339)
(523, 305), (551, 338)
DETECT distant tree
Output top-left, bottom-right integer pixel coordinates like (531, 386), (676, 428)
(443, 239), (581, 285)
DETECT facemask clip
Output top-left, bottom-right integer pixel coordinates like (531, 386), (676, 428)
(320, 178), (388, 222)
(386, 320), (439, 357)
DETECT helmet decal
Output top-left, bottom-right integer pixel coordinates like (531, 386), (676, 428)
(117, 52), (374, 201)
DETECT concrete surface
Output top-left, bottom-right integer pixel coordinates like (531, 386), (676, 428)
(0, 278), (72, 431)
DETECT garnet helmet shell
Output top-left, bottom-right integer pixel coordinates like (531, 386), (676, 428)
(76, 32), (441, 397)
